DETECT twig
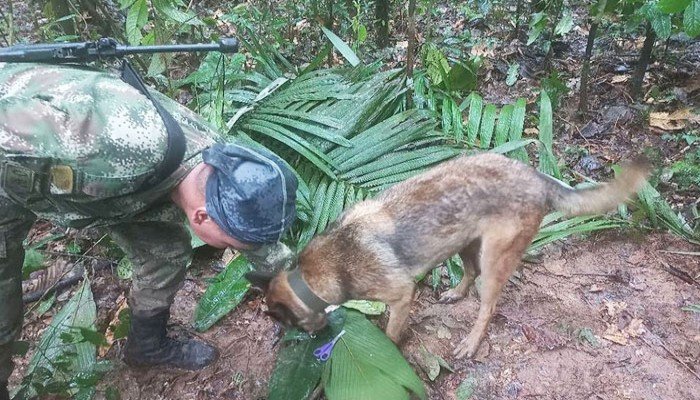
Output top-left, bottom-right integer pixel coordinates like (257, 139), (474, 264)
(659, 250), (700, 256)
(641, 336), (700, 382)
(659, 259), (699, 286)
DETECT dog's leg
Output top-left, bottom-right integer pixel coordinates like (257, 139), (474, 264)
(438, 239), (481, 303)
(384, 284), (416, 344)
(453, 227), (536, 359)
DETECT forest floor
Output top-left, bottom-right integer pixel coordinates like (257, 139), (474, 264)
(3, 1), (699, 399)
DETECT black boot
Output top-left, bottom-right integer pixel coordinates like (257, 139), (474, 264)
(124, 309), (218, 371)
(1, 381), (9, 400)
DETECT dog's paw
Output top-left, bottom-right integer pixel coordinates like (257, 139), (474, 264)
(438, 288), (466, 304)
(453, 338), (479, 359)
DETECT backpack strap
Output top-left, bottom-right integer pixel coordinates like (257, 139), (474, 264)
(119, 60), (187, 190)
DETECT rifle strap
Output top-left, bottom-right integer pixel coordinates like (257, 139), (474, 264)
(119, 60), (186, 190)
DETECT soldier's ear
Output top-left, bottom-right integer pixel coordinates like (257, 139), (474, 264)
(245, 271), (275, 292)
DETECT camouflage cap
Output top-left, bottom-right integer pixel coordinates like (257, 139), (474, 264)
(202, 143), (297, 245)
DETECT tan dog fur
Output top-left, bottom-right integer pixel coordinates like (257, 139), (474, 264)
(248, 153), (650, 358)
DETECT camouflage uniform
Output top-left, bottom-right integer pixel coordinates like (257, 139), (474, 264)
(0, 63), (293, 384)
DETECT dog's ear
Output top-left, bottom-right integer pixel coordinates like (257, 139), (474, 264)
(245, 271), (275, 292)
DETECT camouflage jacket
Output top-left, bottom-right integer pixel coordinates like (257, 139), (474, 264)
(0, 62), (219, 228)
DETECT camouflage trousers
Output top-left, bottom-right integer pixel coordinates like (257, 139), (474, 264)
(0, 193), (295, 384)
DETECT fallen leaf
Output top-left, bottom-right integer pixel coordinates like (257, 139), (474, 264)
(649, 108), (693, 131)
(437, 325), (452, 339)
(603, 300), (627, 318)
(101, 295), (128, 357)
(418, 346), (442, 381)
(625, 318), (646, 338)
(524, 127), (539, 136)
(456, 374), (478, 400)
(589, 284), (603, 292)
(603, 331), (628, 345)
(611, 75), (630, 83)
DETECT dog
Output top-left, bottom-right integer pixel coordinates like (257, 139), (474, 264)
(246, 152), (650, 358)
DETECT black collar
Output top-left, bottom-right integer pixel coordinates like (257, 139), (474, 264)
(287, 268), (330, 313)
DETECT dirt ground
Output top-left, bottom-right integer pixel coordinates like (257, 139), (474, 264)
(12, 231), (698, 400)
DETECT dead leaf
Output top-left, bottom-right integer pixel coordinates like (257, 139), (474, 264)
(100, 295), (128, 357)
(625, 318), (646, 338)
(603, 323), (629, 345)
(471, 44), (494, 58)
(611, 75), (629, 83)
(649, 108), (693, 131)
(603, 300), (627, 318)
(603, 332), (628, 345)
(524, 127), (539, 136)
(418, 346), (442, 381)
(437, 325), (452, 339)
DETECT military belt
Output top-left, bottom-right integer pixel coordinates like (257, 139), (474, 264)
(0, 156), (168, 202)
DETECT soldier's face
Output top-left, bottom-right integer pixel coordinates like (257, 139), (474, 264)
(191, 208), (253, 250)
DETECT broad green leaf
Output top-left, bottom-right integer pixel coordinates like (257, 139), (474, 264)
(456, 374), (478, 400)
(466, 93), (483, 146)
(554, 9), (574, 36)
(537, 90), (561, 178)
(508, 98), (528, 161)
(269, 337), (325, 400)
(494, 105), (514, 147)
(479, 104), (497, 149)
(506, 63), (519, 86)
(22, 277), (97, 398)
(270, 313), (345, 399)
(322, 309), (426, 400)
(321, 26), (361, 66)
(445, 60), (479, 92)
(644, 4), (673, 39)
(658, 0), (691, 13)
(682, 304), (700, 313)
(22, 248), (45, 279)
(527, 12), (548, 45)
(116, 257), (133, 280)
(489, 138), (537, 155)
(342, 300), (387, 315)
(452, 100), (464, 142)
(442, 97), (453, 138)
(125, 0), (148, 45)
(425, 45), (450, 86)
(36, 292), (56, 316)
(685, 0), (700, 37)
(446, 255), (464, 287)
(193, 255), (253, 332)
(152, 0), (202, 25)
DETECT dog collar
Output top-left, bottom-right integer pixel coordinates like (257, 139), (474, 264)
(287, 268), (330, 313)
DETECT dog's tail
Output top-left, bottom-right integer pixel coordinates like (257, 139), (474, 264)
(544, 158), (651, 217)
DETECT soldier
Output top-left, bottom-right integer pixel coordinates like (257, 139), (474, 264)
(0, 62), (297, 399)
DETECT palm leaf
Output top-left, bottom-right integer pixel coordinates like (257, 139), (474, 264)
(465, 92), (483, 145)
(508, 98), (528, 161)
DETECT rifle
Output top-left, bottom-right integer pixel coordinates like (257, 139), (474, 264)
(0, 37), (239, 63)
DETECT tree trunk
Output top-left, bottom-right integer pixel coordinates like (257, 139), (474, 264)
(375, 0), (390, 48)
(631, 21), (655, 101)
(405, 0), (417, 108)
(578, 0), (607, 116)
